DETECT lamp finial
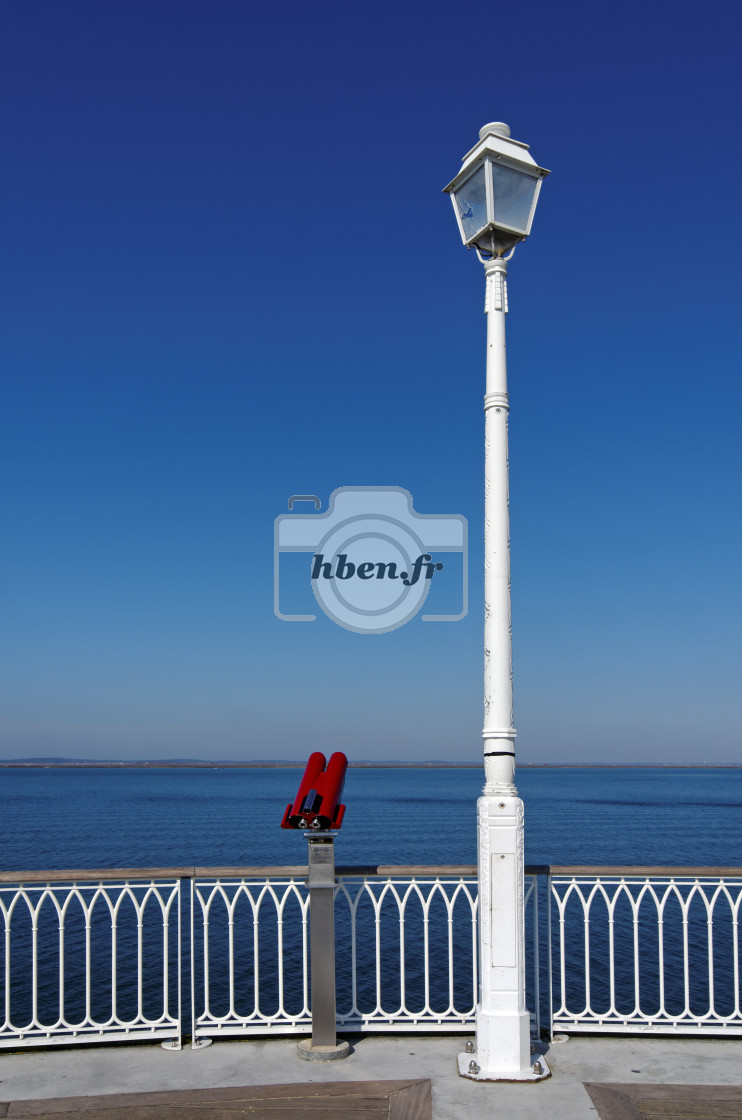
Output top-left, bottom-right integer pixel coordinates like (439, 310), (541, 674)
(479, 122), (511, 140)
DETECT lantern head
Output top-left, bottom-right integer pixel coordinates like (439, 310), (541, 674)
(443, 122), (549, 258)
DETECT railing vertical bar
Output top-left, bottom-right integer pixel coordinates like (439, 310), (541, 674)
(706, 888), (715, 1017)
(85, 890), (93, 1025)
(682, 881), (691, 1018)
(547, 874), (553, 1039)
(276, 893), (285, 1019)
(374, 887), (382, 1015)
(583, 885), (591, 1016)
(253, 887), (260, 1016)
(162, 889), (170, 1024)
(733, 905), (740, 1019)
(607, 885), (618, 1018)
(422, 884), (431, 1014)
(176, 880), (182, 1046)
(136, 889), (144, 1023)
(399, 908), (407, 1015)
(447, 890), (455, 1013)
(657, 895), (665, 1021)
(633, 885), (641, 1017)
(59, 896), (66, 1027)
(349, 884), (358, 1017)
(111, 896), (118, 1024)
(301, 886), (310, 1017)
(4, 906), (11, 1033)
(192, 880), (202, 1040)
(31, 898), (39, 1027)
(471, 888), (478, 1014)
(227, 894), (236, 1019)
(558, 886), (567, 1020)
(532, 876), (541, 1037)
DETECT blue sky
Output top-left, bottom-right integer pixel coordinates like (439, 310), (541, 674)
(1, 0), (740, 763)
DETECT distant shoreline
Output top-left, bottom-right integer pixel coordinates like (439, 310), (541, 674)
(1, 761), (740, 770)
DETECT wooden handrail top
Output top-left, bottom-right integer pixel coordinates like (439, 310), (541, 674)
(0, 865), (479, 883)
(0, 867), (196, 883)
(1, 864), (741, 884)
(548, 866), (742, 877)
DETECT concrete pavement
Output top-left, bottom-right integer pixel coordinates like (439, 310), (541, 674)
(0, 1034), (740, 1119)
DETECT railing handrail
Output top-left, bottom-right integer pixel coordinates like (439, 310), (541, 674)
(547, 865), (742, 876)
(0, 866), (196, 883)
(5, 862), (742, 884)
(0, 864), (481, 883)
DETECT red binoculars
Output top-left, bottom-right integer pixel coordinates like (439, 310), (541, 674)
(281, 751), (348, 830)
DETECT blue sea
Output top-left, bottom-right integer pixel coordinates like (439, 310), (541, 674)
(2, 765), (741, 870)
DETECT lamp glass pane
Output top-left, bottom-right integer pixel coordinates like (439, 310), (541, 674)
(454, 165), (488, 241)
(491, 164), (539, 233)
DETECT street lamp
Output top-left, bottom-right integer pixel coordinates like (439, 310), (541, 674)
(444, 122), (550, 1082)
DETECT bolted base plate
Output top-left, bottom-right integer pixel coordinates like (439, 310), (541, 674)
(457, 1051), (550, 1082)
(297, 1039), (351, 1062)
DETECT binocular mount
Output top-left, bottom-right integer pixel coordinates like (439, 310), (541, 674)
(281, 752), (350, 1062)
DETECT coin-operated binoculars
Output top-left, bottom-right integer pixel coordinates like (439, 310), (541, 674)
(281, 751), (347, 831)
(282, 752), (350, 1061)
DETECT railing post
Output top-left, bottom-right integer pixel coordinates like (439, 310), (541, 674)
(532, 876), (540, 1038)
(297, 833), (350, 1061)
(160, 877), (183, 1049)
(190, 876), (213, 1050)
(547, 872), (554, 1041)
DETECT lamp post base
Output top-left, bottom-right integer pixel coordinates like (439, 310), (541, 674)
(461, 1005), (546, 1081)
(457, 1051), (550, 1082)
(297, 1038), (351, 1061)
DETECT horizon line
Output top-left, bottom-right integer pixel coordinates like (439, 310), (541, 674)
(1, 759), (741, 770)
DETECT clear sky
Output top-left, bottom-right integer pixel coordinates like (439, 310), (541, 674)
(1, 0), (740, 764)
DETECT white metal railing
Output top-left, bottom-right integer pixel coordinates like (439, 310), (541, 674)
(190, 866), (541, 1043)
(5, 863), (740, 1049)
(335, 873), (479, 1032)
(0, 871), (181, 1049)
(191, 867), (484, 1042)
(550, 868), (742, 1036)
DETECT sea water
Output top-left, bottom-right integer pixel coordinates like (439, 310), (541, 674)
(2, 765), (741, 871)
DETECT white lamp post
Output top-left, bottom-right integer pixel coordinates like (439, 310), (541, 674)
(444, 122), (550, 1082)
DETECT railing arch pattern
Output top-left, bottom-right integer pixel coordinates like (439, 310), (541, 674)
(1, 865), (740, 1049)
(550, 869), (742, 1035)
(0, 873), (181, 1049)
